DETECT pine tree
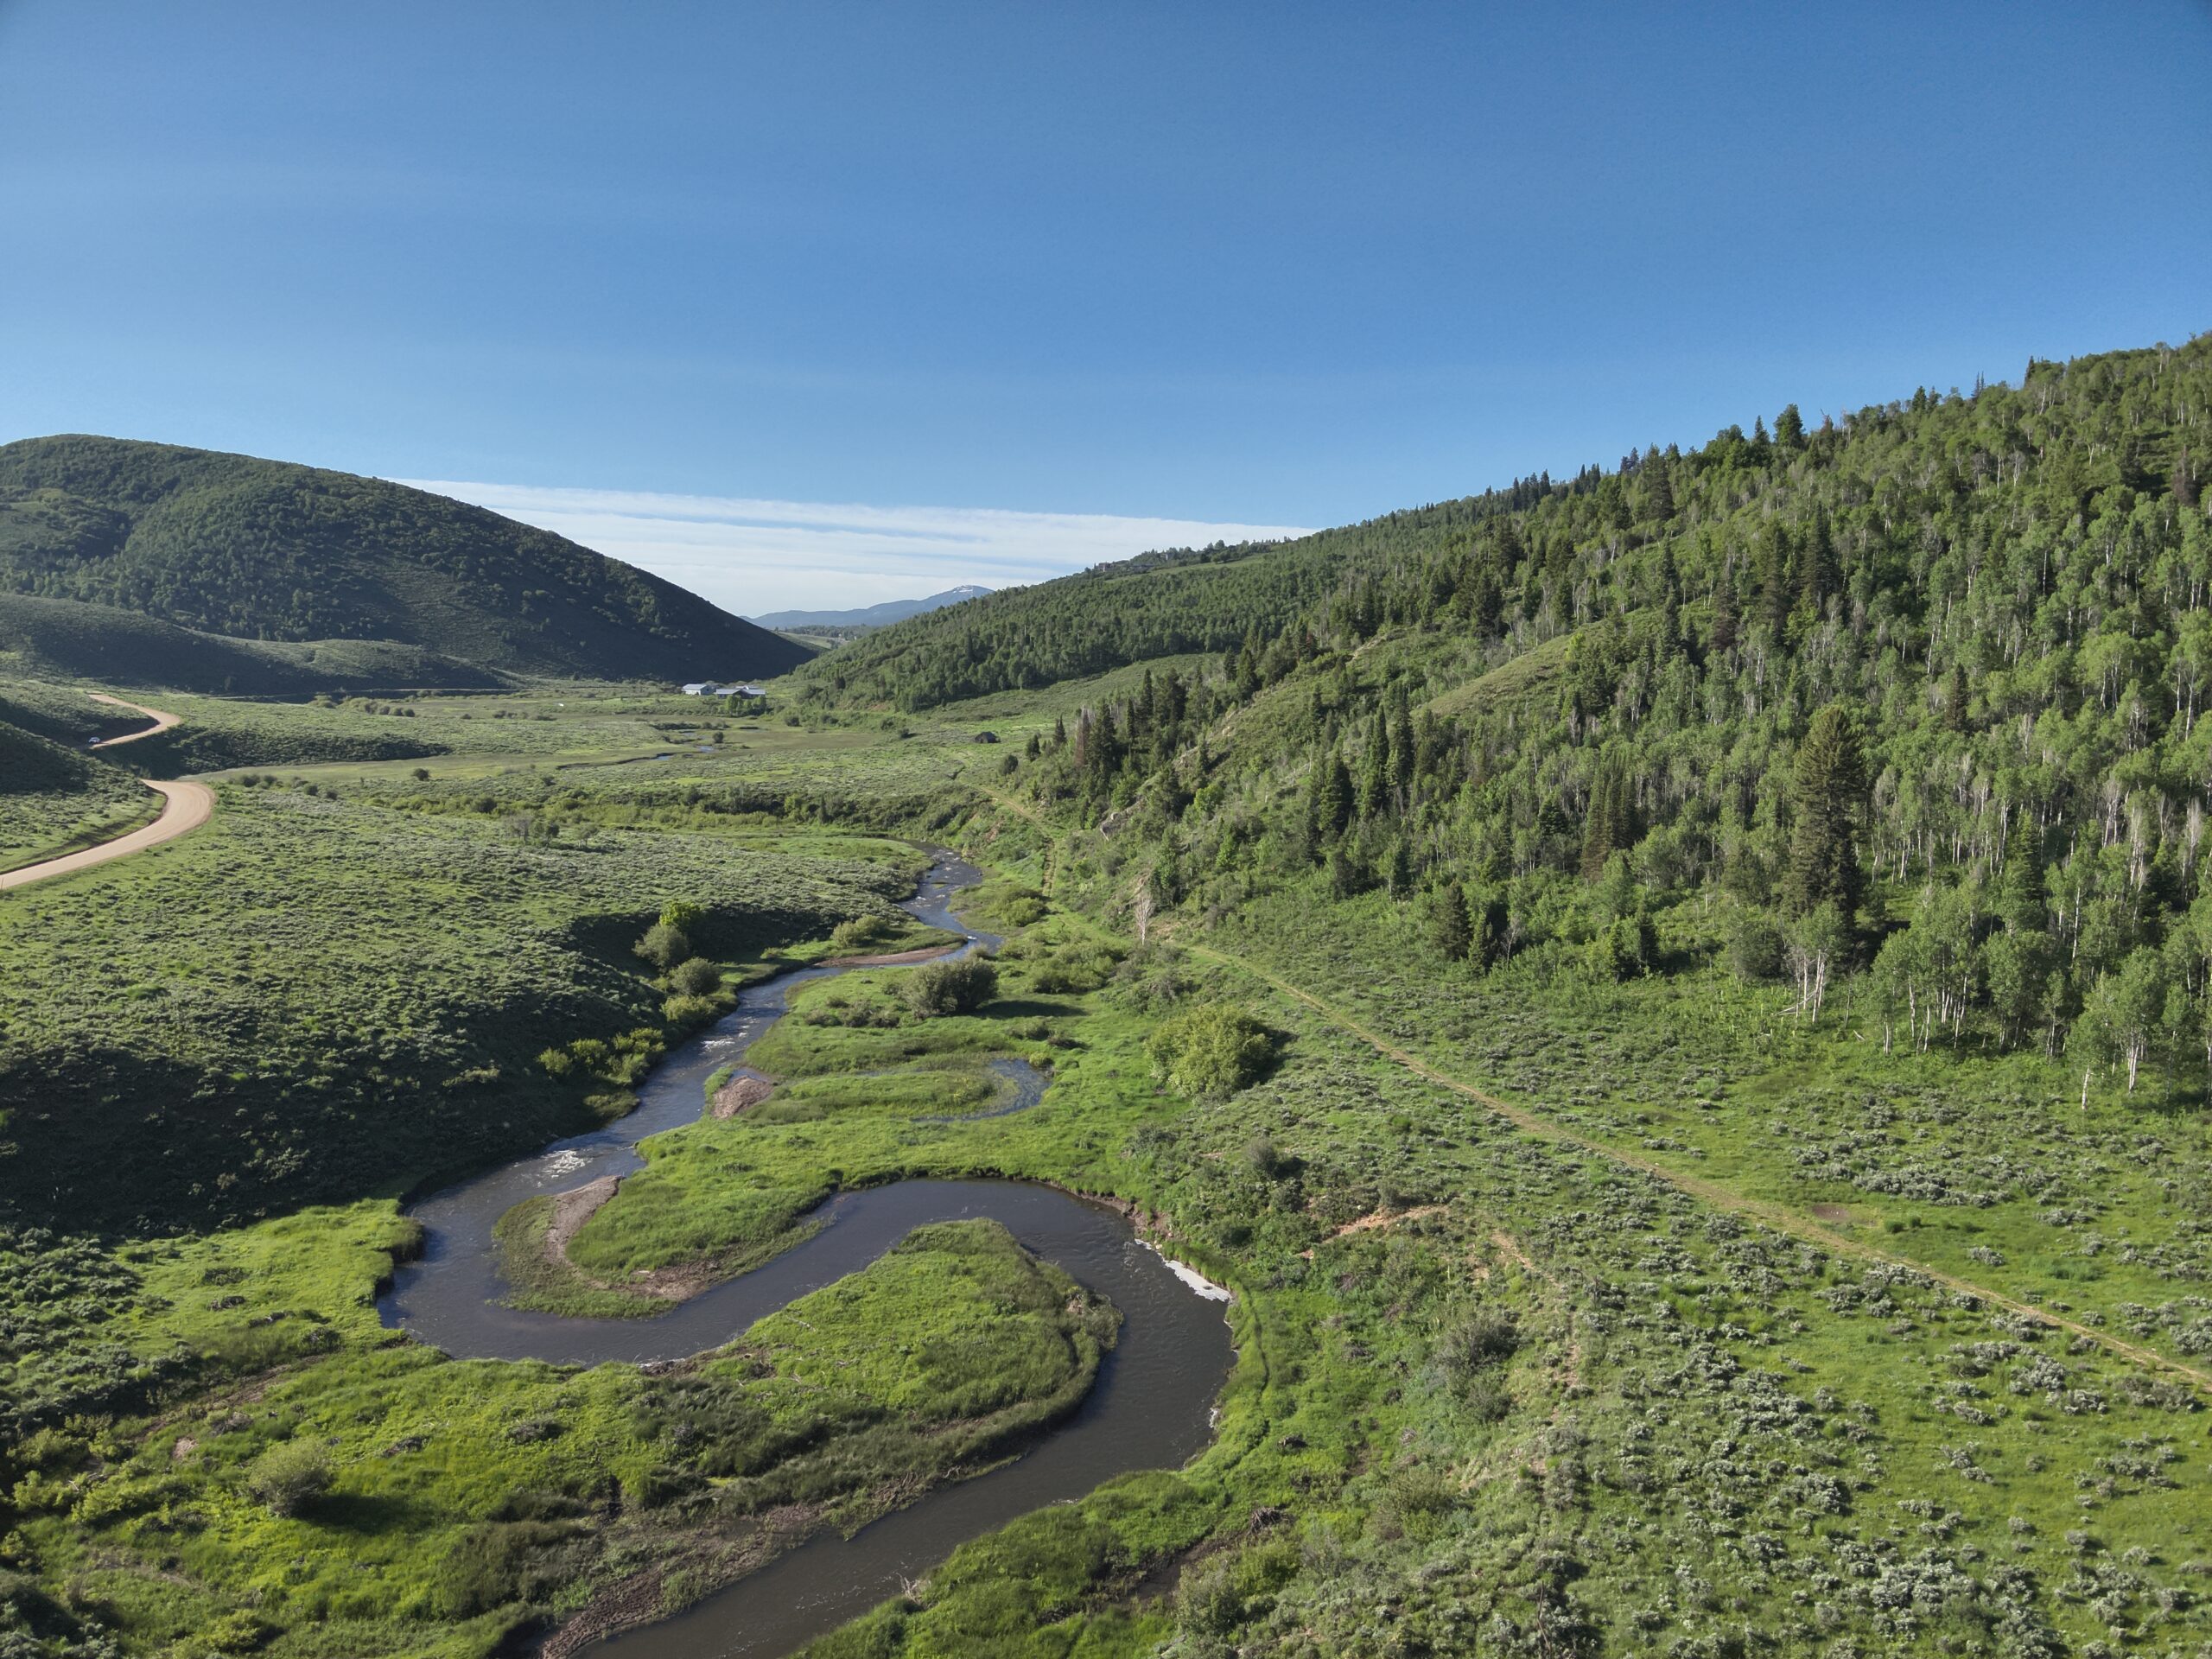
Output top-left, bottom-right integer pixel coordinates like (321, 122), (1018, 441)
(1782, 705), (1870, 922)
(1386, 838), (1414, 899)
(1999, 813), (2047, 933)
(1942, 663), (1970, 732)
(1470, 570), (1503, 635)
(1798, 504), (1837, 614)
(1388, 697), (1415, 800)
(1711, 559), (1739, 652)
(1580, 788), (1614, 882)
(1467, 900), (1497, 970)
(1312, 753), (1353, 844)
(1758, 530), (1792, 637)
(1432, 884), (1471, 960)
(1774, 404), (1806, 451)
(1655, 544), (1684, 659)
(1579, 752), (1636, 880)
(1357, 710), (1389, 817)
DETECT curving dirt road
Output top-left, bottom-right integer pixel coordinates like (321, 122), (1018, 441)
(0, 778), (214, 892)
(1, 696), (209, 893)
(87, 692), (184, 747)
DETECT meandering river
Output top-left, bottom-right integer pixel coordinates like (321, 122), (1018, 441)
(376, 852), (1233, 1656)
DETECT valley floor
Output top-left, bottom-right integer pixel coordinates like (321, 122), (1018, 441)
(1, 679), (2207, 1659)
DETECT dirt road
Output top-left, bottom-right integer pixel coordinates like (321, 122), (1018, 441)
(2, 696), (208, 892)
(87, 693), (184, 747)
(0, 778), (214, 893)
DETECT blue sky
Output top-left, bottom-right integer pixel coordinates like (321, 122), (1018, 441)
(3, 3), (2208, 613)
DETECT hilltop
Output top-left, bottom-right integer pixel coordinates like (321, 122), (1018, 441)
(0, 435), (810, 686)
(751, 582), (992, 632)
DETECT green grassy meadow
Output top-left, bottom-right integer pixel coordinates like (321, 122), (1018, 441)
(3, 680), (2210, 1659)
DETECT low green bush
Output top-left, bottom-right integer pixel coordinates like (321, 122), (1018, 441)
(1728, 912), (1783, 981)
(671, 957), (722, 995)
(1147, 1003), (1275, 1099)
(243, 1439), (332, 1517)
(830, 915), (889, 951)
(634, 920), (690, 969)
(901, 957), (999, 1018)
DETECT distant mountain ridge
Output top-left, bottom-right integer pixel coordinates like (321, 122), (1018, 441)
(751, 584), (992, 631)
(0, 435), (810, 685)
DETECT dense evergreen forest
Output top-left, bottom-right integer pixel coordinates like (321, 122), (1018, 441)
(0, 437), (810, 683)
(855, 337), (2212, 1091)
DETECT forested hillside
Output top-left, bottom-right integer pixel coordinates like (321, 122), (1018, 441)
(0, 436), (810, 683)
(836, 335), (2212, 1087)
(798, 540), (1328, 705)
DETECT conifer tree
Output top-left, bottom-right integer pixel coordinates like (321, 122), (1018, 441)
(1579, 751), (1637, 881)
(1999, 813), (2047, 933)
(1432, 883), (1471, 960)
(1357, 710), (1389, 818)
(1942, 663), (1970, 732)
(1467, 900), (1497, 970)
(1580, 790), (1614, 882)
(1758, 531), (1792, 637)
(1388, 696), (1415, 799)
(1710, 559), (1739, 652)
(1312, 753), (1353, 844)
(1386, 838), (1414, 898)
(1798, 504), (1837, 613)
(1782, 705), (1870, 922)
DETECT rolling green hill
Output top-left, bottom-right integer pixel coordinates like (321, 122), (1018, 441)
(794, 537), (1338, 708)
(791, 491), (1579, 711)
(0, 709), (109, 796)
(0, 591), (505, 695)
(0, 435), (810, 684)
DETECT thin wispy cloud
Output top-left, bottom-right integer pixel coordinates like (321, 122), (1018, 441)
(399, 480), (1315, 618)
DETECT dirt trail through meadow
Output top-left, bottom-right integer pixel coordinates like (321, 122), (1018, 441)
(1185, 938), (2212, 1394)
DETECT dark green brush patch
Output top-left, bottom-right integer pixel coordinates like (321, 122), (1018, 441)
(0, 591), (507, 696)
